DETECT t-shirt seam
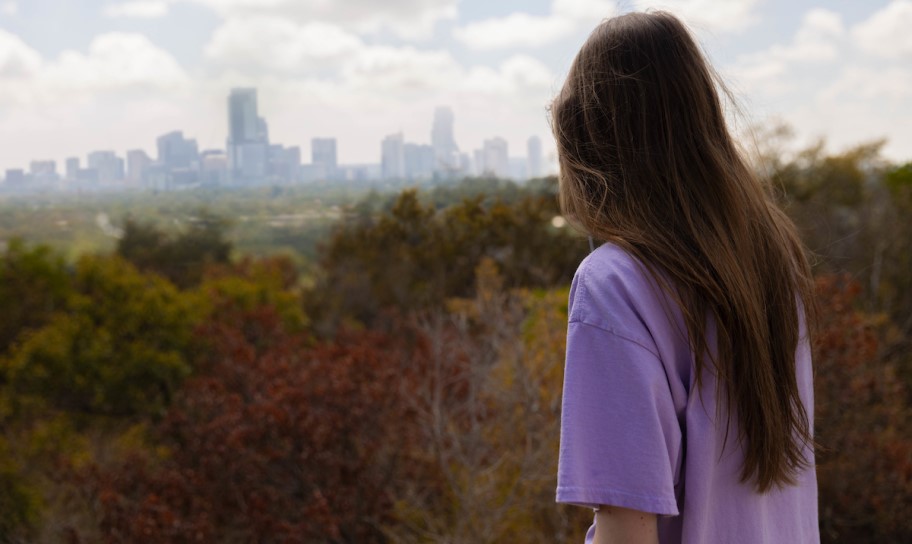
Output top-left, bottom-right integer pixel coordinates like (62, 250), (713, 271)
(556, 485), (676, 504)
(572, 249), (661, 360)
(568, 319), (662, 360)
(555, 485), (680, 516)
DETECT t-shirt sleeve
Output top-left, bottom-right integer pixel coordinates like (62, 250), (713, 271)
(556, 267), (682, 516)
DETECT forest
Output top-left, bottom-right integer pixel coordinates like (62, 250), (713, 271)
(1, 137), (911, 543)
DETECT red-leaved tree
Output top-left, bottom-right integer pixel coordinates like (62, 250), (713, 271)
(814, 274), (912, 543)
(69, 305), (425, 544)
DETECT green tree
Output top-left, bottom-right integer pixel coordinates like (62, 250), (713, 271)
(116, 208), (233, 289)
(310, 188), (587, 332)
(2, 254), (200, 419)
(0, 238), (73, 355)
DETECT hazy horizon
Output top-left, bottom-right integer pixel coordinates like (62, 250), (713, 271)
(1, 0), (911, 173)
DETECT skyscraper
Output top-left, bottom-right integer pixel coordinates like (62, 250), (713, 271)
(228, 88), (259, 143)
(127, 149), (153, 184)
(4, 169), (25, 186)
(527, 135), (543, 179)
(481, 137), (510, 179)
(381, 133), (405, 180)
(65, 157), (80, 181)
(268, 144), (301, 182)
(431, 106), (458, 172)
(404, 143), (435, 180)
(29, 160), (58, 183)
(227, 88), (269, 183)
(312, 138), (338, 179)
(200, 150), (229, 186)
(87, 151), (124, 183)
(157, 131), (199, 170)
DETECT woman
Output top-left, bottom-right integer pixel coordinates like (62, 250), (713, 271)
(552, 11), (820, 544)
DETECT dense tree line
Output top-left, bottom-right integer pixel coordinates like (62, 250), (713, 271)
(0, 143), (910, 542)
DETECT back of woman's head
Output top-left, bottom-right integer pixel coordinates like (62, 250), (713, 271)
(552, 11), (819, 493)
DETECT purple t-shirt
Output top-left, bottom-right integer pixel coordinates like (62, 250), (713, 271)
(556, 242), (819, 544)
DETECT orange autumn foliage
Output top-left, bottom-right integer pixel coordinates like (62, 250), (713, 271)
(813, 274), (912, 543)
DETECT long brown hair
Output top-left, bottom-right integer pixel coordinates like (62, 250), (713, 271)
(551, 11), (818, 492)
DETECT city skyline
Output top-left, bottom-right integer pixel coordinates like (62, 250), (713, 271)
(0, 86), (555, 184)
(1, 1), (911, 173)
(1, 87), (548, 191)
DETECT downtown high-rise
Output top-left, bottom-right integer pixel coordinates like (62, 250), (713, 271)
(227, 88), (269, 183)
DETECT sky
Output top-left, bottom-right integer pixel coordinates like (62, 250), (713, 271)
(0, 0), (911, 173)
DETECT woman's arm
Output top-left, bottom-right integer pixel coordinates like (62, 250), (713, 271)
(592, 505), (658, 544)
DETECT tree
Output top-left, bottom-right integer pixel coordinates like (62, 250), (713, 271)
(70, 306), (424, 543)
(2, 254), (199, 419)
(309, 189), (588, 333)
(193, 253), (310, 346)
(0, 238), (73, 356)
(116, 208), (233, 289)
(813, 275), (912, 543)
(388, 260), (591, 544)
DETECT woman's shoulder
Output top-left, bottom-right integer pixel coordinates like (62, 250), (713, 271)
(576, 242), (647, 282)
(573, 241), (666, 306)
(570, 241), (674, 352)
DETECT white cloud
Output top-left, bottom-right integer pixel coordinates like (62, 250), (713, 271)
(0, 28), (42, 78)
(43, 33), (188, 93)
(789, 64), (912, 161)
(822, 65), (912, 102)
(341, 46), (463, 94)
(453, 13), (574, 50)
(463, 55), (555, 94)
(720, 5), (911, 163)
(852, 0), (912, 59)
(0, 1), (17, 16)
(453, 0), (762, 51)
(0, 31), (187, 105)
(202, 15), (554, 99)
(553, 0), (616, 20)
(103, 1), (170, 18)
(454, 0), (615, 50)
(205, 17), (361, 75)
(730, 8), (844, 95)
(633, 0), (761, 32)
(181, 0), (457, 40)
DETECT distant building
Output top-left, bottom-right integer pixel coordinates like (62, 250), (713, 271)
(157, 132), (199, 171)
(268, 144), (301, 183)
(29, 160), (59, 183)
(527, 135), (543, 179)
(404, 143), (435, 180)
(337, 163), (381, 182)
(481, 137), (510, 179)
(228, 88), (259, 143)
(227, 88), (269, 184)
(200, 150), (228, 186)
(312, 138), (338, 180)
(232, 142), (268, 182)
(431, 106), (458, 174)
(509, 157), (527, 181)
(65, 157), (80, 181)
(145, 164), (168, 191)
(170, 167), (200, 187)
(459, 153), (472, 176)
(4, 169), (25, 186)
(76, 168), (99, 184)
(381, 132), (405, 180)
(87, 151), (124, 183)
(473, 149), (485, 176)
(126, 149), (153, 184)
